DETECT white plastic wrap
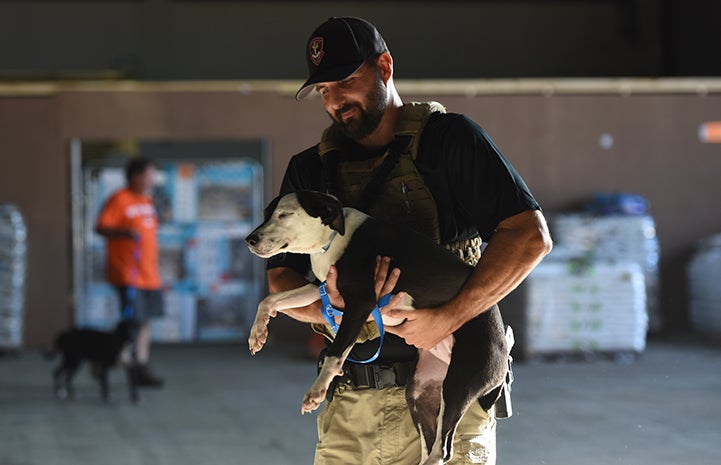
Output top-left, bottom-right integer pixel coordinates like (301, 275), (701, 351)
(551, 214), (660, 332)
(525, 261), (647, 355)
(0, 204), (26, 349)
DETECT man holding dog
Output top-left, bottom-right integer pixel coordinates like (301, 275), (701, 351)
(268, 17), (552, 464)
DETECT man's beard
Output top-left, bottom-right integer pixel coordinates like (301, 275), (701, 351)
(331, 74), (387, 141)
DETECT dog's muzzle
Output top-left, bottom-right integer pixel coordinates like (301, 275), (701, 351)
(245, 232), (288, 258)
(245, 233), (260, 247)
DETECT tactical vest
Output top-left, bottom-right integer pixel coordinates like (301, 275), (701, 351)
(312, 102), (482, 344)
(319, 101), (446, 244)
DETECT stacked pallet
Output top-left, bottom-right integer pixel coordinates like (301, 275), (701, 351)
(524, 261), (647, 356)
(688, 234), (721, 338)
(551, 214), (661, 332)
(502, 212), (656, 360)
(0, 204), (26, 350)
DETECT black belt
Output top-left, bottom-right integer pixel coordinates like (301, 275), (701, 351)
(341, 361), (413, 389)
(318, 351), (414, 400)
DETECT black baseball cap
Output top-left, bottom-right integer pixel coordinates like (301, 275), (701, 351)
(295, 17), (389, 100)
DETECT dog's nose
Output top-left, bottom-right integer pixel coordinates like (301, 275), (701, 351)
(245, 233), (260, 247)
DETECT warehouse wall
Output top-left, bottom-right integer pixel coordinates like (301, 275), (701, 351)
(0, 96), (68, 346)
(1, 85), (719, 346)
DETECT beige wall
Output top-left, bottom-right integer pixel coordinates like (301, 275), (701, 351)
(1, 82), (719, 346)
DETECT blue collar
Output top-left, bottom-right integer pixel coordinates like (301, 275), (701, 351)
(321, 230), (338, 253)
(318, 281), (392, 364)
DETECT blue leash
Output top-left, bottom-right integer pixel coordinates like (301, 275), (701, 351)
(318, 282), (391, 364)
(123, 238), (142, 321)
(123, 286), (137, 320)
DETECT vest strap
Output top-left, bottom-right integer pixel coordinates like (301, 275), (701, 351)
(357, 135), (411, 211)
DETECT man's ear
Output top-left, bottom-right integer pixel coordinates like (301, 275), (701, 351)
(376, 52), (393, 84)
(296, 191), (345, 235)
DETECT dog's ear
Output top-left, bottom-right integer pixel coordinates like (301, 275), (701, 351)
(296, 191), (345, 235)
(263, 196), (282, 221)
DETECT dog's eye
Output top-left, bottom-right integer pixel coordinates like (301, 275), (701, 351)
(277, 212), (292, 219)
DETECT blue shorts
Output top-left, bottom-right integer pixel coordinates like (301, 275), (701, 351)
(116, 287), (165, 322)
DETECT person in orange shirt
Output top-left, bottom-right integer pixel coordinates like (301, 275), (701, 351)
(96, 157), (165, 387)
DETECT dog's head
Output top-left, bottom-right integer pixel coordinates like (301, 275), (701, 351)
(245, 191), (345, 258)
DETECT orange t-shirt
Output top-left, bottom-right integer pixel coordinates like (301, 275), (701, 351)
(96, 188), (161, 289)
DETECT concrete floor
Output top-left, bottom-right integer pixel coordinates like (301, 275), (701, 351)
(1, 338), (720, 465)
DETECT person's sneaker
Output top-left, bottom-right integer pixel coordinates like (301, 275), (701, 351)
(136, 364), (165, 388)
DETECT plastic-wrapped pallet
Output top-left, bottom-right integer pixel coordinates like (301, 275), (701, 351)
(551, 214), (661, 332)
(524, 261), (647, 356)
(687, 234), (721, 337)
(0, 204), (27, 350)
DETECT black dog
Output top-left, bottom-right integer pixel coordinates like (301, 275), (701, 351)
(47, 319), (139, 403)
(245, 191), (509, 465)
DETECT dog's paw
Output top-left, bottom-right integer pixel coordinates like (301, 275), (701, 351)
(301, 388), (326, 414)
(248, 323), (268, 355)
(54, 387), (70, 401)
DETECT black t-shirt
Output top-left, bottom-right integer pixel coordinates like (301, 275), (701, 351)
(268, 112), (540, 362)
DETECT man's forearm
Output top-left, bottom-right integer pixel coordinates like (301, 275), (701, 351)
(267, 267), (325, 324)
(95, 227), (136, 239)
(445, 209), (553, 330)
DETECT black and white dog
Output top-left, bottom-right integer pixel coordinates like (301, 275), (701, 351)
(245, 190), (508, 465)
(46, 320), (139, 403)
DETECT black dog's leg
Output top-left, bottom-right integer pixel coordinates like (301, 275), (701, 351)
(435, 372), (480, 463)
(126, 342), (140, 404)
(93, 363), (111, 402)
(126, 363), (140, 403)
(56, 357), (81, 400)
(435, 311), (507, 463)
(406, 348), (447, 460)
(301, 290), (377, 413)
(53, 363), (69, 400)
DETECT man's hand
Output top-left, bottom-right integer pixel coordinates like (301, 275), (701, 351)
(382, 305), (455, 350)
(323, 256), (403, 323)
(322, 265), (345, 311)
(323, 256), (453, 348)
(323, 256), (457, 349)
(373, 256), (402, 303)
(371, 258), (455, 349)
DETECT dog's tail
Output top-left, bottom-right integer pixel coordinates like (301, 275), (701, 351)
(42, 348), (58, 361)
(42, 333), (64, 361)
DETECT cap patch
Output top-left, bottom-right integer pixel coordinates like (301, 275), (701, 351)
(309, 37), (324, 67)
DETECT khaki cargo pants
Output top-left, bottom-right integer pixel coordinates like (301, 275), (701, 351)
(313, 384), (496, 465)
